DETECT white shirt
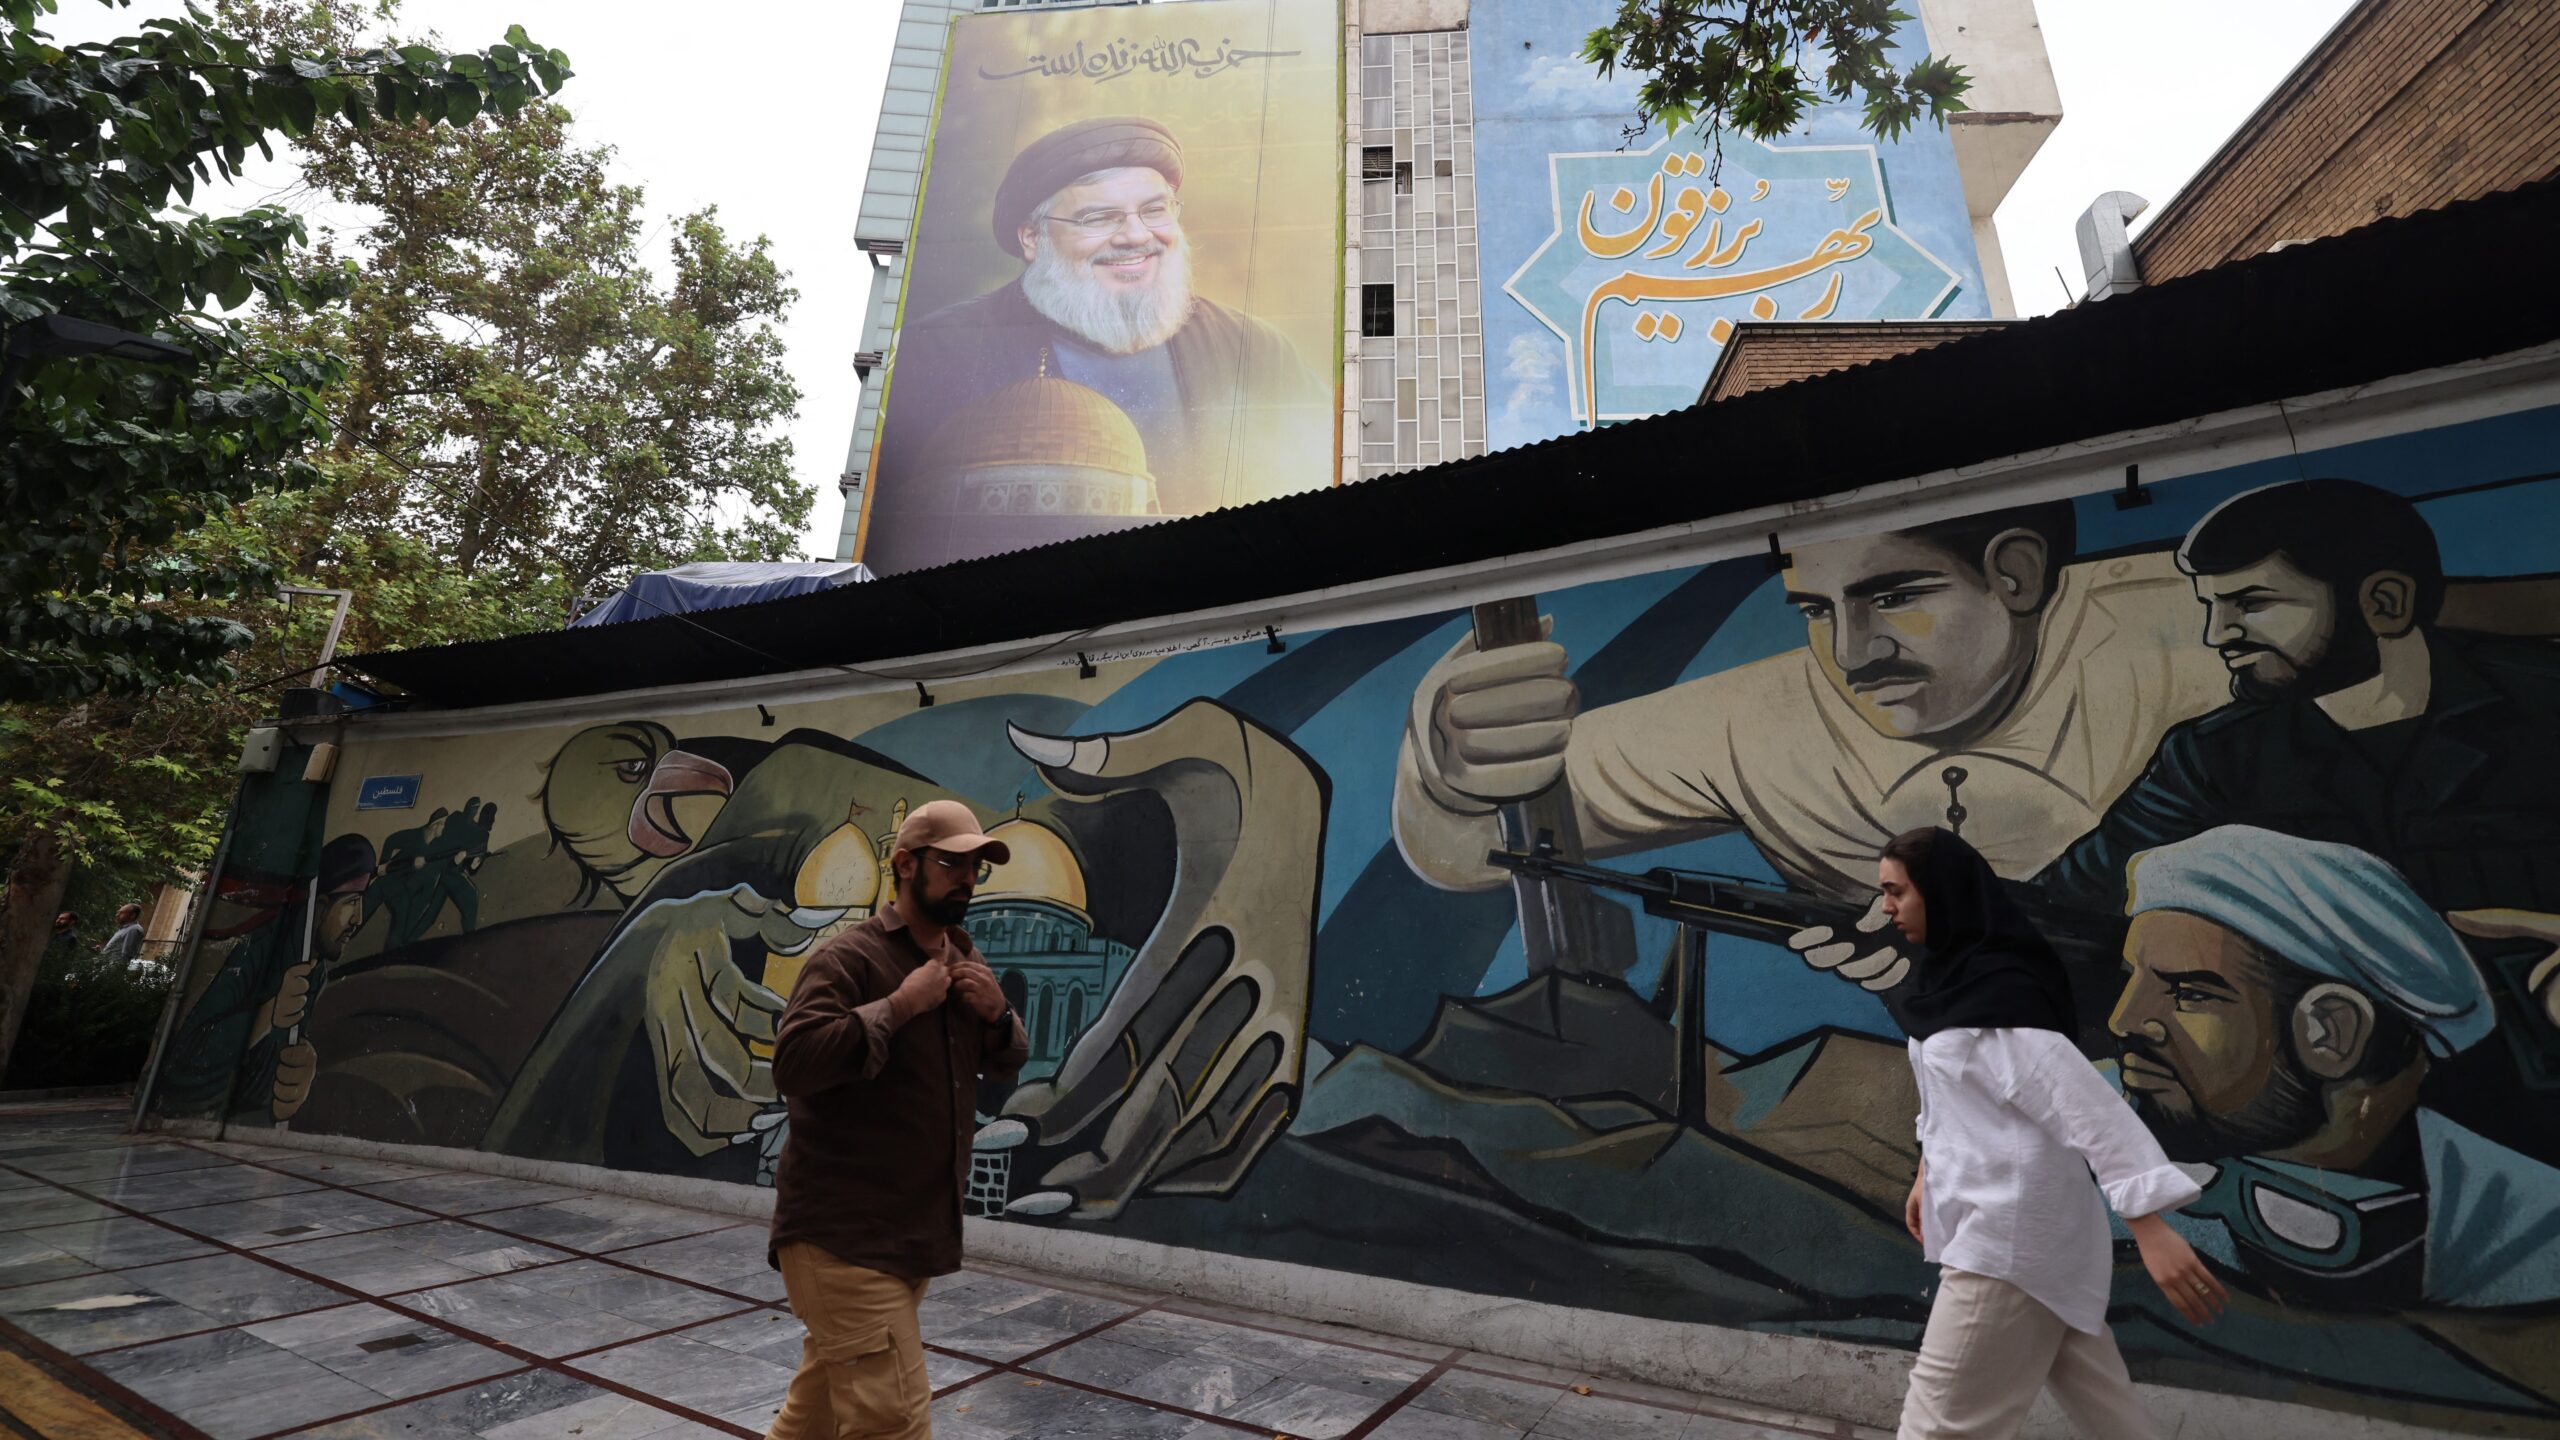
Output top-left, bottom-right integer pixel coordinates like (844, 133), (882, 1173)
(1909, 1027), (2201, 1334)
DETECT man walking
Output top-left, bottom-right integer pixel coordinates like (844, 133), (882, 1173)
(766, 800), (1029, 1440)
(98, 903), (148, 969)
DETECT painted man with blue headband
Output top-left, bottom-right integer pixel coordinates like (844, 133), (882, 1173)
(2110, 825), (2560, 1307)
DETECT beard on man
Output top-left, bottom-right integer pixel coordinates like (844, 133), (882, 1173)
(861, 115), (1321, 574)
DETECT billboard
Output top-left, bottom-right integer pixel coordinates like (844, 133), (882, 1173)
(1470, 1), (1988, 446)
(856, 0), (1341, 575)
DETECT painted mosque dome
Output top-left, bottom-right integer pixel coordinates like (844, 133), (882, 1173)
(793, 808), (885, 912)
(921, 375), (1158, 518)
(978, 818), (1088, 922)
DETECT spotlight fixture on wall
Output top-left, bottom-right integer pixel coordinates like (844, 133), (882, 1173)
(915, 681), (935, 709)
(756, 704), (777, 728)
(1076, 651), (1095, 679)
(1265, 626), (1285, 655)
(1765, 532), (1791, 573)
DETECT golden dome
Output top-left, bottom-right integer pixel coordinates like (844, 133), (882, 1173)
(978, 818), (1088, 919)
(920, 376), (1153, 489)
(794, 814), (885, 912)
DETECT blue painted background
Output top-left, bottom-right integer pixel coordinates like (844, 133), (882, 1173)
(1471, 0), (1990, 448)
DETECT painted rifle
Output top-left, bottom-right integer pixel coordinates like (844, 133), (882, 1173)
(1469, 598), (1635, 978)
(1486, 834), (2132, 1051)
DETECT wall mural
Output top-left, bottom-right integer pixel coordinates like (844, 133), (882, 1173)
(152, 404), (2560, 1433)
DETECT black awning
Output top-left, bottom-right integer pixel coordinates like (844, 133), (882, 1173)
(346, 175), (2560, 709)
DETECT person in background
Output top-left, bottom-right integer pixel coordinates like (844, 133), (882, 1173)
(764, 800), (1030, 1440)
(1880, 826), (2224, 1440)
(98, 903), (147, 969)
(47, 911), (81, 963)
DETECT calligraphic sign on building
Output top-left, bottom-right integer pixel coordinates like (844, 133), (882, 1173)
(1509, 137), (1964, 427)
(856, 0), (1340, 576)
(1469, 0), (1988, 447)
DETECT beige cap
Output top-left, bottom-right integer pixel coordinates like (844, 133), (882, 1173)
(894, 799), (1012, 864)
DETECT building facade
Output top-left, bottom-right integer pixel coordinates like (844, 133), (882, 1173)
(834, 0), (2061, 559)
(2128, 0), (2560, 285)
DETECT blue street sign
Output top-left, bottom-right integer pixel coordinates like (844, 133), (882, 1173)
(356, 774), (423, 811)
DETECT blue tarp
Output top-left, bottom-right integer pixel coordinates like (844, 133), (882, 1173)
(571, 561), (872, 628)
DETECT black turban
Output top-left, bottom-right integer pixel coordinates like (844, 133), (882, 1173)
(991, 115), (1184, 253)
(318, 833), (379, 896)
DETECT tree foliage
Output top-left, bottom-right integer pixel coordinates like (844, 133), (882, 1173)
(0, 0), (569, 1075)
(236, 0), (806, 613)
(4, 1), (813, 1084)
(1, 0), (573, 703)
(1582, 0), (1970, 151)
(1, 939), (173, 1088)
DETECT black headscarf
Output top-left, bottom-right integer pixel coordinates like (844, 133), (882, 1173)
(1881, 827), (2077, 1040)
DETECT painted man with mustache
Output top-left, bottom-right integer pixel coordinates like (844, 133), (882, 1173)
(2106, 826), (2560, 1308)
(1400, 479), (2560, 984)
(865, 115), (1321, 573)
(1395, 501), (2238, 915)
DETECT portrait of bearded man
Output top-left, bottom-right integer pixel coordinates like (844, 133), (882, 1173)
(862, 115), (1324, 574)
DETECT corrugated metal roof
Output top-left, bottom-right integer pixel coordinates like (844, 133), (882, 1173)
(344, 176), (2560, 710)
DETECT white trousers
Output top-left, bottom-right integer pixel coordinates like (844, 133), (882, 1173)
(1897, 1269), (2161, 1440)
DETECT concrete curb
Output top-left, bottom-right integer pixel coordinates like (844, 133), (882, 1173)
(139, 1117), (2461, 1440)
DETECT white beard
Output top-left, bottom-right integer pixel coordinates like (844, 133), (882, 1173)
(1021, 228), (1196, 356)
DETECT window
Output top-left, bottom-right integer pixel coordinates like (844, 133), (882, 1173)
(1361, 283), (1395, 338)
(1361, 146), (1393, 180)
(1393, 161), (1413, 195)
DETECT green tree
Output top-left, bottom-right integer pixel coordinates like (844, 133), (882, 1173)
(241, 0), (807, 613)
(1582, 1), (1970, 152)
(0, 473), (539, 1083)
(4, 0), (810, 1087)
(0, 0), (569, 1075)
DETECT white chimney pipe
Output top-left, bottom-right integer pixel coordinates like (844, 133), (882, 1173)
(2075, 191), (2150, 302)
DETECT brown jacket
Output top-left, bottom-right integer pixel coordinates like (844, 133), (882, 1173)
(767, 902), (1029, 1279)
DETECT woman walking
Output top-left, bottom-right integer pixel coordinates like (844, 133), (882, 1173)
(1880, 826), (2226, 1440)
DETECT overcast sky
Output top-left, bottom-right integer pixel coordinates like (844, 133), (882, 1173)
(38, 0), (2357, 560)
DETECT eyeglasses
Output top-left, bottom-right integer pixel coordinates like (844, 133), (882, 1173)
(926, 851), (995, 885)
(1037, 198), (1182, 237)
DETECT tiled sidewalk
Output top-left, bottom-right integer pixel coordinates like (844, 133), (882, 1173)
(0, 1102), (1876, 1440)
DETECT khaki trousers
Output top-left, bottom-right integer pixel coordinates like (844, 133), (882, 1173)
(769, 1243), (933, 1440)
(1897, 1269), (2160, 1440)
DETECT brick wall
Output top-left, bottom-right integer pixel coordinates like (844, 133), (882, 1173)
(1700, 322), (2018, 403)
(2135, 0), (2560, 283)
